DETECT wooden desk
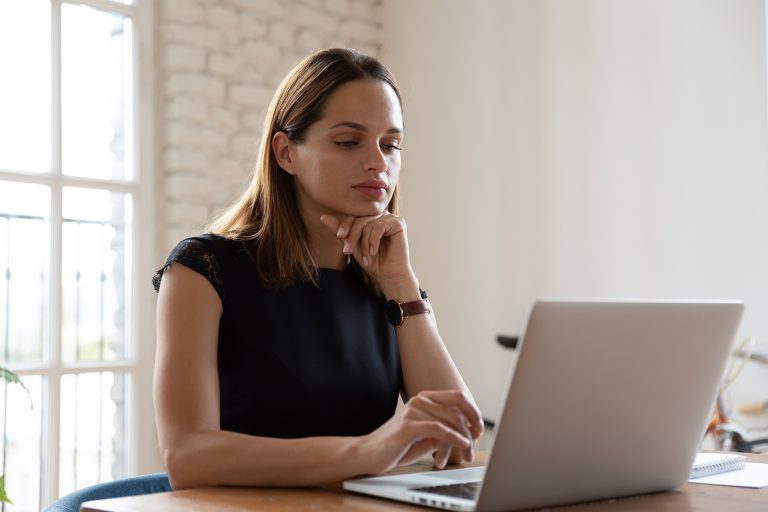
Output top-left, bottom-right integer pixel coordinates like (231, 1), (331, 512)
(82, 452), (768, 512)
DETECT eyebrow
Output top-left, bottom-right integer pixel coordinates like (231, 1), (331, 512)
(329, 121), (403, 134)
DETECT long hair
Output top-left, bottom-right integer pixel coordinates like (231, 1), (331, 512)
(208, 48), (402, 289)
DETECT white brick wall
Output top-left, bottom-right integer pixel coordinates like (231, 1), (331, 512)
(156, 0), (384, 257)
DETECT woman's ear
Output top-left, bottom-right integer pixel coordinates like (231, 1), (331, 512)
(272, 131), (296, 175)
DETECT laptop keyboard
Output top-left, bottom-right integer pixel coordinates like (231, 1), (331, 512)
(410, 481), (480, 500)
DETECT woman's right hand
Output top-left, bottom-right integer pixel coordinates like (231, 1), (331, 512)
(355, 389), (484, 475)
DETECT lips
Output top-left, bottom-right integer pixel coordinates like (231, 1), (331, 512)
(353, 179), (389, 190)
(352, 180), (388, 198)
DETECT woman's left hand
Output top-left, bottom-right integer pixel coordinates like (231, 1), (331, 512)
(320, 212), (416, 297)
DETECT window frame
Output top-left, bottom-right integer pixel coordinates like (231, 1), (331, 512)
(0, 0), (156, 508)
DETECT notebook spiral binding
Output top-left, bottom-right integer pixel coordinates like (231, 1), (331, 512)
(690, 455), (746, 479)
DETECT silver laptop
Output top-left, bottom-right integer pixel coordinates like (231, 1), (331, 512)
(344, 299), (744, 511)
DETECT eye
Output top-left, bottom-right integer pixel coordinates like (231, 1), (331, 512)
(382, 143), (402, 152)
(335, 141), (358, 148)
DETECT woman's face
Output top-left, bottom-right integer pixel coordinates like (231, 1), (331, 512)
(281, 79), (403, 220)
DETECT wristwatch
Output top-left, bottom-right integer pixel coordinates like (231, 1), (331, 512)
(386, 289), (430, 327)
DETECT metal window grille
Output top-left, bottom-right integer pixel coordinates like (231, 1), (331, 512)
(0, 1), (149, 510)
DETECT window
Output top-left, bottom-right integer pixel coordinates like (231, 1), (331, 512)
(0, 1), (152, 510)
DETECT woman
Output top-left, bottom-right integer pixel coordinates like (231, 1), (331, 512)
(152, 48), (483, 490)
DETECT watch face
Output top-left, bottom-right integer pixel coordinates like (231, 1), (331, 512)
(385, 300), (403, 327)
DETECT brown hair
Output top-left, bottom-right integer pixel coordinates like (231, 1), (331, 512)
(208, 48), (402, 289)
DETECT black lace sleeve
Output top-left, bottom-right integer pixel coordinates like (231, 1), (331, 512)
(152, 238), (226, 301)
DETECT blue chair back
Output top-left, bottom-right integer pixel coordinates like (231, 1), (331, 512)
(44, 472), (171, 512)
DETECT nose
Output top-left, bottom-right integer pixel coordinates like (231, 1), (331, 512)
(365, 142), (389, 173)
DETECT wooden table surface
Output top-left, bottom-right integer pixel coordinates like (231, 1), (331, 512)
(82, 452), (768, 512)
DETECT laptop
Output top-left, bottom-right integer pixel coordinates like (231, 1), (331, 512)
(344, 299), (744, 511)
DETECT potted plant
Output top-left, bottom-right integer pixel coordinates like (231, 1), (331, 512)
(0, 366), (31, 504)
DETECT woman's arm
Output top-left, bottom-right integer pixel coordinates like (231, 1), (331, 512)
(154, 263), (474, 489)
(383, 278), (480, 467)
(372, 265), (482, 467)
(380, 277), (467, 398)
(321, 213), (470, 398)
(321, 213), (484, 467)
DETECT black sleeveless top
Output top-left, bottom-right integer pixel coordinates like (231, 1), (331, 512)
(153, 234), (401, 438)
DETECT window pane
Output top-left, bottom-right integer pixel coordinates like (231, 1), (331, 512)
(62, 188), (132, 362)
(59, 372), (128, 496)
(0, 0), (51, 173)
(61, 4), (134, 180)
(0, 182), (49, 364)
(0, 375), (43, 512)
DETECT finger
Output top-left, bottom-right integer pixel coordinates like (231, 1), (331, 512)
(343, 215), (378, 257)
(445, 411), (474, 460)
(319, 214), (341, 234)
(337, 215), (355, 239)
(458, 416), (475, 462)
(361, 221), (373, 266)
(408, 393), (472, 435)
(433, 444), (452, 469)
(425, 390), (484, 439)
(403, 419), (472, 451)
(338, 216), (358, 254)
(382, 417), (474, 472)
(373, 216), (405, 257)
(406, 395), (474, 450)
(367, 219), (390, 257)
(447, 444), (475, 465)
(397, 438), (440, 467)
(445, 413), (473, 463)
(415, 390), (484, 440)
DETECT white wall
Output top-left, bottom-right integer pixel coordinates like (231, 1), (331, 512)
(382, 0), (768, 423)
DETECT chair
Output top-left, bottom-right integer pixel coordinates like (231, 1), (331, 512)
(44, 472), (171, 512)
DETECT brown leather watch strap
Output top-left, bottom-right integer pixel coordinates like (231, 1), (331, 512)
(400, 299), (431, 319)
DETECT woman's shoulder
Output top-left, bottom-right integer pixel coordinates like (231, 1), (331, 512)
(185, 232), (240, 250)
(153, 233), (249, 300)
(169, 233), (254, 261)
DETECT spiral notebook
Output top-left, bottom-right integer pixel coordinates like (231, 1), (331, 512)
(689, 453), (746, 479)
